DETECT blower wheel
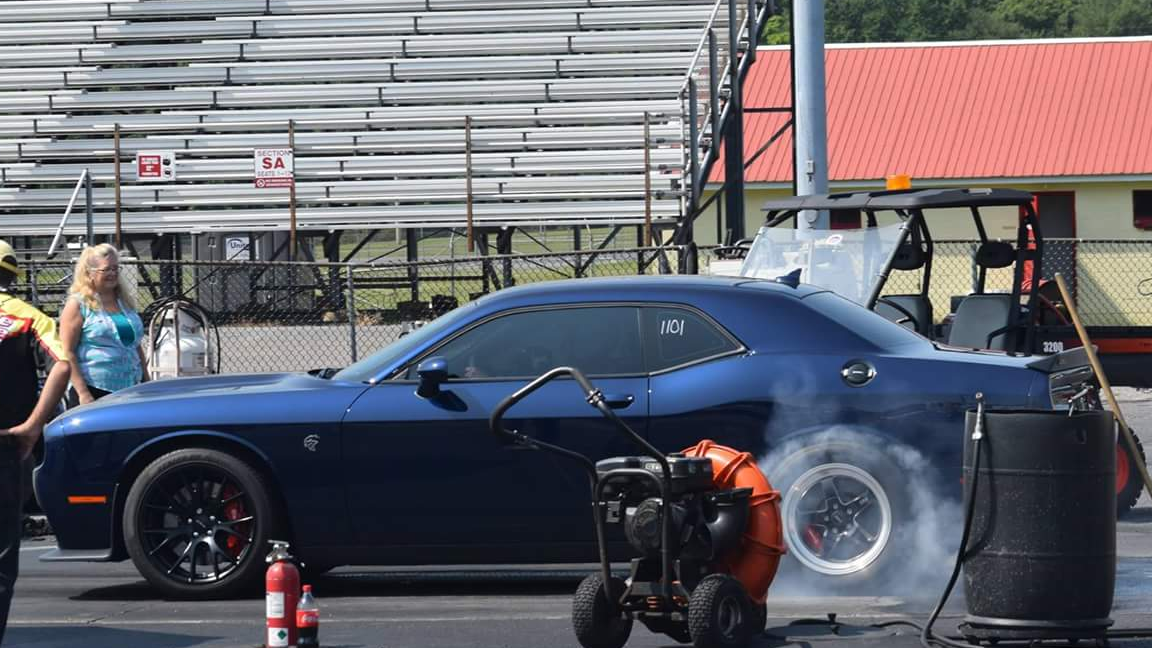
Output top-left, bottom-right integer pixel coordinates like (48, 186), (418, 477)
(688, 574), (754, 648)
(573, 573), (633, 648)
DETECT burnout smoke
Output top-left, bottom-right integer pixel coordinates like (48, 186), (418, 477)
(759, 427), (963, 597)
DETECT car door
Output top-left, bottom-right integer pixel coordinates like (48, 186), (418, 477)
(341, 304), (649, 559)
(641, 304), (772, 457)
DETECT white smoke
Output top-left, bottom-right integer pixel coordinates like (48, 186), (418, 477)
(757, 426), (963, 598)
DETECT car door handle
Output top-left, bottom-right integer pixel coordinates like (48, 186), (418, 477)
(602, 393), (635, 409)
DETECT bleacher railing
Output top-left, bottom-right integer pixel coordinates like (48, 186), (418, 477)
(677, 0), (774, 233)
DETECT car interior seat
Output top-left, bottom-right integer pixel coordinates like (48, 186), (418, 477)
(946, 241), (1017, 350)
(875, 242), (934, 337)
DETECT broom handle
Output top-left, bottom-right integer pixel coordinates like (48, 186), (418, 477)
(1054, 272), (1152, 496)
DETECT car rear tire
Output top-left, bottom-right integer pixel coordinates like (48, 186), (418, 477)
(124, 447), (282, 599)
(770, 437), (915, 591)
(1117, 428), (1146, 519)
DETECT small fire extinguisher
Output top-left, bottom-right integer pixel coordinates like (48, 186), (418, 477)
(265, 540), (301, 648)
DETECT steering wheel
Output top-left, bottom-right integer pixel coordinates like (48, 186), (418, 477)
(875, 297), (922, 334)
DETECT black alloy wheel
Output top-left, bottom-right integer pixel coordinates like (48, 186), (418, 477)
(124, 448), (281, 599)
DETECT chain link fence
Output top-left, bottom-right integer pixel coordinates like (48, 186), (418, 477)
(883, 239), (1152, 327)
(12, 246), (686, 375)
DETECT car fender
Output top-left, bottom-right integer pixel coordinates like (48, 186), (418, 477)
(121, 428), (274, 473)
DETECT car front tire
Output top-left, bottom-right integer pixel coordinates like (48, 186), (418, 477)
(123, 447), (283, 599)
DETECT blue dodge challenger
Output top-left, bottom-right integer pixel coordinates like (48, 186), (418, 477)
(35, 275), (1090, 598)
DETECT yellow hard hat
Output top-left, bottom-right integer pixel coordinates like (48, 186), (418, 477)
(0, 239), (25, 278)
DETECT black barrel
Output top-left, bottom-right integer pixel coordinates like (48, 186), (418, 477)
(962, 408), (1115, 635)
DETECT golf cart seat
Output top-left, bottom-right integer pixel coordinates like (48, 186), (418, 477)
(876, 295), (933, 337)
(946, 241), (1019, 350)
(947, 294), (1014, 349)
(874, 242), (933, 336)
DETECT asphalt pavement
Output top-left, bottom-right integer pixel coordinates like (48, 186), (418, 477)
(5, 389), (1152, 648)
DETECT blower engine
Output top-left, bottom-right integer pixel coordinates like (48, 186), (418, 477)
(601, 454), (745, 561)
(490, 368), (784, 648)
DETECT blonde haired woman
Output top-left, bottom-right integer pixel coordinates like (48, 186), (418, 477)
(60, 244), (146, 407)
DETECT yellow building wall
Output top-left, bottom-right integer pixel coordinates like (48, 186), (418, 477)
(697, 180), (1152, 245)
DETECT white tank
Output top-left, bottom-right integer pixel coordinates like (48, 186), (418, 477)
(149, 306), (210, 379)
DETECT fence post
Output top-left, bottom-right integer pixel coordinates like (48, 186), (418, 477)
(84, 168), (94, 245)
(346, 265), (358, 363)
(114, 124), (122, 249)
(643, 112), (653, 246)
(29, 261), (39, 308)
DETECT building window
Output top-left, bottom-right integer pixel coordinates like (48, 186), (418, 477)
(1134, 190), (1152, 230)
(830, 209), (862, 230)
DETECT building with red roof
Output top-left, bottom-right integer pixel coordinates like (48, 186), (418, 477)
(705, 37), (1152, 243)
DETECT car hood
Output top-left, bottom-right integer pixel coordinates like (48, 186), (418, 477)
(55, 372), (369, 433)
(99, 372), (336, 402)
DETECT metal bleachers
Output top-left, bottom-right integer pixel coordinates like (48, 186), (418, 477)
(0, 0), (753, 241)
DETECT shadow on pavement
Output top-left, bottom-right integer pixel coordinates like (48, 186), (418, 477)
(1121, 507), (1152, 524)
(4, 626), (221, 648)
(70, 569), (588, 601)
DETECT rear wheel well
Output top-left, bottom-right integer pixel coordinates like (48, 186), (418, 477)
(111, 435), (291, 560)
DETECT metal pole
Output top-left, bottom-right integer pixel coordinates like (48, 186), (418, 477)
(723, 0), (746, 241)
(465, 116), (475, 253)
(793, 0), (830, 232)
(84, 168), (93, 245)
(114, 124), (122, 249)
(346, 265), (358, 363)
(688, 79), (701, 214)
(288, 119), (297, 261)
(708, 30), (721, 141)
(643, 112), (653, 246)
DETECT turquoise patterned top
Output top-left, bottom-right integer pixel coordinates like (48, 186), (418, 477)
(74, 296), (144, 392)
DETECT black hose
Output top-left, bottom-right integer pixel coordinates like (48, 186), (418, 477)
(919, 408), (984, 648)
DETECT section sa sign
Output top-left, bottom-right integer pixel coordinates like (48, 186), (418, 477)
(254, 148), (294, 188)
(136, 151), (175, 182)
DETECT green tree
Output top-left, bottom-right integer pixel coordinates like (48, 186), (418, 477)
(1074, 0), (1152, 35)
(995, 0), (1076, 36)
(757, 0), (1151, 45)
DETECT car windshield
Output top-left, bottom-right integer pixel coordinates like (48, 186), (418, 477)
(332, 302), (479, 383)
(739, 222), (904, 305)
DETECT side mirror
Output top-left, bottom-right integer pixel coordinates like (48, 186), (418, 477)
(416, 357), (449, 398)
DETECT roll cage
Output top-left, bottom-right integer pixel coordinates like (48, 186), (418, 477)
(746, 188), (1043, 354)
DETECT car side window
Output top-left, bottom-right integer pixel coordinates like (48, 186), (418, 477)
(642, 306), (739, 372)
(412, 306), (643, 379)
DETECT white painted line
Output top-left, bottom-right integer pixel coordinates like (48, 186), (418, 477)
(19, 544), (57, 552)
(9, 615), (571, 626)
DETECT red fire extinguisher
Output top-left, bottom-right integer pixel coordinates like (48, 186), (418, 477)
(265, 540), (301, 648)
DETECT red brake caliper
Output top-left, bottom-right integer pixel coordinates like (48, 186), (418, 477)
(804, 526), (824, 554)
(222, 486), (246, 556)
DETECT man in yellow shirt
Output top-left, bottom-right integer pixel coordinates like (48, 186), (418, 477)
(0, 240), (70, 645)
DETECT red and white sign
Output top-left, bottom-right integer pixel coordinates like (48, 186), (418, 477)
(254, 148), (294, 188)
(136, 151), (175, 182)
